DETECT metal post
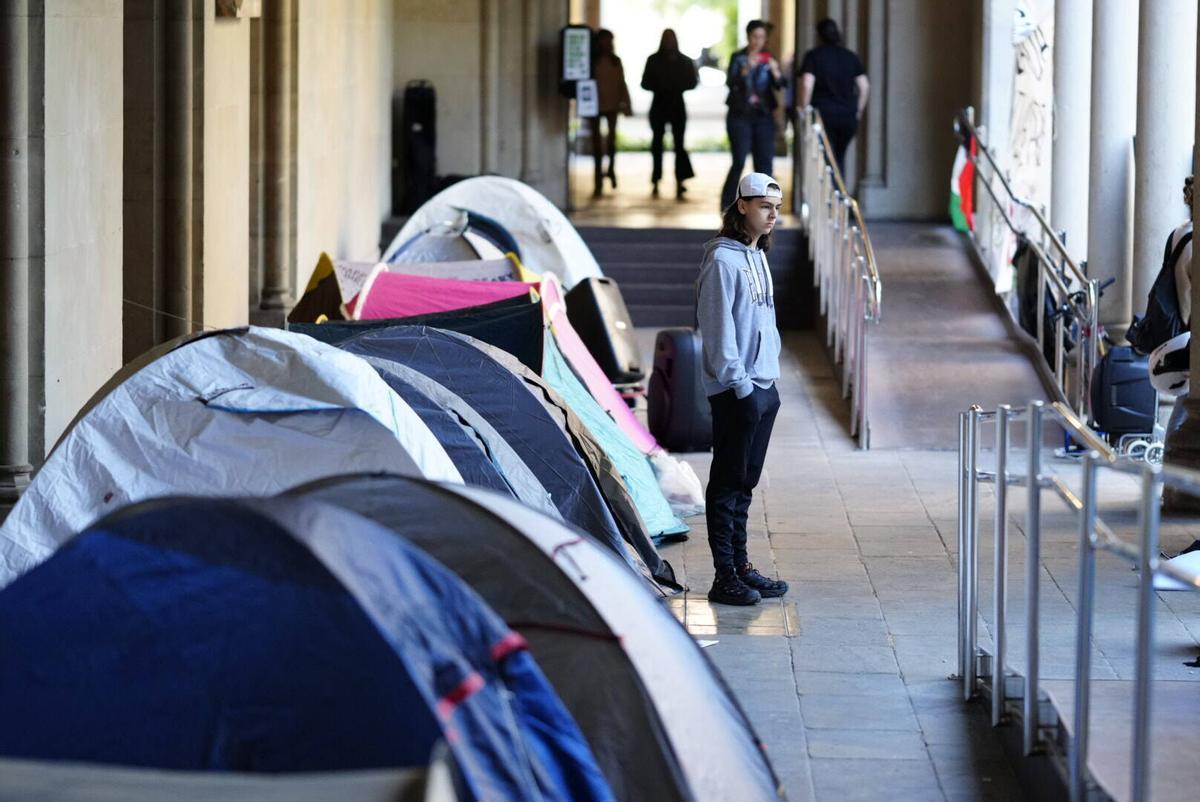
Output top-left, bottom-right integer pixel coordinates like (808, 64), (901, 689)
(993, 405), (1011, 726)
(1131, 468), (1161, 802)
(1070, 453), (1099, 802)
(965, 406), (981, 701)
(958, 411), (968, 678)
(1024, 401), (1044, 754)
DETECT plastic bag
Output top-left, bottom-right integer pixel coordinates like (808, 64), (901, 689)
(649, 448), (704, 517)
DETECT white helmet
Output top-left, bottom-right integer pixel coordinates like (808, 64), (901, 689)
(1149, 331), (1190, 397)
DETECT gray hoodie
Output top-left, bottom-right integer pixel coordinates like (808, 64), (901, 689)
(695, 237), (781, 399)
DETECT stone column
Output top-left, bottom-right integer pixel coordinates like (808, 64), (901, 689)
(1085, 0), (1138, 329)
(1130, 0), (1197, 312)
(0, 0), (33, 499)
(859, 0), (885, 192)
(1049, 0), (1092, 262)
(260, 0), (294, 310)
(163, 0), (194, 338)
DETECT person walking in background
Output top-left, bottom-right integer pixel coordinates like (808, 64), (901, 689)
(641, 29), (698, 200)
(720, 20), (783, 211)
(696, 172), (789, 606)
(590, 29), (632, 198)
(797, 18), (869, 175)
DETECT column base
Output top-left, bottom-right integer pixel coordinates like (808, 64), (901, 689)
(0, 464), (33, 504)
(258, 289), (291, 311)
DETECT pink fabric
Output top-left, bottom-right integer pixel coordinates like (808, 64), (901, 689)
(355, 272), (534, 320)
(540, 278), (658, 455)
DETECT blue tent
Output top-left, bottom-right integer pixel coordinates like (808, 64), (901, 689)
(337, 326), (639, 571)
(0, 497), (613, 802)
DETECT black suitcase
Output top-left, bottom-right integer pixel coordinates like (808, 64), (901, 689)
(648, 328), (712, 452)
(1090, 345), (1156, 436)
(400, 80), (436, 214)
(565, 277), (645, 384)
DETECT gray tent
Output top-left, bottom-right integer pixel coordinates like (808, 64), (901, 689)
(287, 474), (784, 802)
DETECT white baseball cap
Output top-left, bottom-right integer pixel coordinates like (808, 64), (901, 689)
(736, 172), (783, 200)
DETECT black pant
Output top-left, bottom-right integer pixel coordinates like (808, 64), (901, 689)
(721, 111), (777, 210)
(705, 385), (781, 575)
(589, 112), (618, 192)
(822, 116), (858, 176)
(650, 112), (694, 184)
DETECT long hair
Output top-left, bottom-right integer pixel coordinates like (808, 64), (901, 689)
(816, 18), (842, 46)
(658, 28), (678, 54)
(718, 200), (773, 253)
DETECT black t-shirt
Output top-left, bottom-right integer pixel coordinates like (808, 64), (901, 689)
(798, 44), (865, 122)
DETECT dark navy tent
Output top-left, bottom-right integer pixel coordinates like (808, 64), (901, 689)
(372, 371), (513, 497)
(290, 294), (544, 373)
(337, 326), (636, 570)
(0, 497), (614, 802)
(288, 475), (785, 802)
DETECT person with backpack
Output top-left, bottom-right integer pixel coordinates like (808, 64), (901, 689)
(696, 173), (789, 606)
(1129, 176), (1194, 364)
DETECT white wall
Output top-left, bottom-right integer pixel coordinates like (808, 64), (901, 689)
(42, 0), (124, 450)
(858, 0), (977, 220)
(393, 0), (484, 178)
(202, 11), (251, 329)
(295, 0), (394, 288)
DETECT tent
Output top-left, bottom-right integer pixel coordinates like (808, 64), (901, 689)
(288, 475), (785, 802)
(289, 294), (544, 372)
(358, 354), (564, 525)
(0, 496), (613, 802)
(540, 334), (688, 543)
(540, 275), (658, 454)
(335, 326), (637, 572)
(348, 268), (536, 320)
(454, 332), (684, 584)
(386, 208), (523, 264)
(389, 177), (602, 288)
(0, 327), (461, 586)
(287, 251), (528, 326)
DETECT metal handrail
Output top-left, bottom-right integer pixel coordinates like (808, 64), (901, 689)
(797, 106), (882, 448)
(953, 108), (1101, 424)
(958, 400), (1200, 802)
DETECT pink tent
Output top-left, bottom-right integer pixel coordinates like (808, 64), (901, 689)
(540, 276), (658, 455)
(349, 268), (535, 320)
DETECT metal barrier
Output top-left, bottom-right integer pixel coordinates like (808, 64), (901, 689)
(797, 106), (882, 449)
(957, 400), (1200, 802)
(954, 108), (1101, 423)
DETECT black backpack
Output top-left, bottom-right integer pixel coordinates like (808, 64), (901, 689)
(1127, 228), (1192, 355)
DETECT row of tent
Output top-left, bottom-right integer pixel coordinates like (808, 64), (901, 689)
(0, 177), (782, 800)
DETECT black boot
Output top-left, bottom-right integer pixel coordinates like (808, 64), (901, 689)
(738, 563), (789, 598)
(708, 572), (762, 606)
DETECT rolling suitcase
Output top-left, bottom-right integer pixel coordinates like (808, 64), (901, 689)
(400, 80), (436, 214)
(1090, 345), (1156, 437)
(565, 277), (645, 384)
(648, 328), (712, 452)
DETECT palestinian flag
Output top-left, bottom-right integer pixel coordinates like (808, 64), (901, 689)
(949, 135), (976, 232)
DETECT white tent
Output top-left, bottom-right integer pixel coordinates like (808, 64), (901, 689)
(387, 177), (603, 288)
(0, 327), (461, 586)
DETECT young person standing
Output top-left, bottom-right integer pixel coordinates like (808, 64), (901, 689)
(696, 173), (789, 605)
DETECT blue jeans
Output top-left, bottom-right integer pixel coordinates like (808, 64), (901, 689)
(722, 111), (776, 210)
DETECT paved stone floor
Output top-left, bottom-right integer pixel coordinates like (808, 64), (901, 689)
(649, 330), (1026, 801)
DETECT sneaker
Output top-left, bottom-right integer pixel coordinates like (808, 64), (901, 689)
(738, 563), (789, 598)
(708, 573), (762, 606)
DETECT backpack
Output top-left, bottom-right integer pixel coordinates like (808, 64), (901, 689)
(1127, 227), (1193, 355)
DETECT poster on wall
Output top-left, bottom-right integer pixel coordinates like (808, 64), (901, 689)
(576, 80), (599, 117)
(563, 27), (591, 81)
